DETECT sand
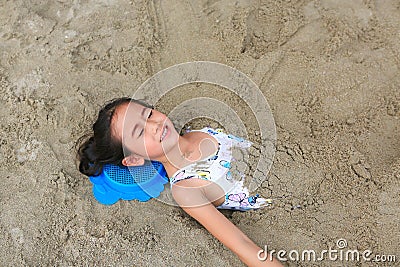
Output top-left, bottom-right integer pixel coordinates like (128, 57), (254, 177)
(0, 0), (399, 266)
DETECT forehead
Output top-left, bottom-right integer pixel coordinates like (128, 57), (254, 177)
(112, 102), (144, 140)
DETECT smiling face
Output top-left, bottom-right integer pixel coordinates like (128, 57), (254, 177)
(112, 102), (180, 165)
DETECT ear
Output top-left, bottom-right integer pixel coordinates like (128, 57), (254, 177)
(122, 154), (145, 166)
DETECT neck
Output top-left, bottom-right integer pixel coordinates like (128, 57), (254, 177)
(154, 133), (195, 171)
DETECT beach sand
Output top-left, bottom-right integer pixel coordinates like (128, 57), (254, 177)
(0, 0), (399, 266)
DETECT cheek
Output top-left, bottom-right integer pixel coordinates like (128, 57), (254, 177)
(124, 141), (140, 155)
(143, 136), (162, 152)
(123, 136), (146, 155)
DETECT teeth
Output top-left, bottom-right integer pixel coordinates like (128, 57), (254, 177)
(161, 127), (167, 141)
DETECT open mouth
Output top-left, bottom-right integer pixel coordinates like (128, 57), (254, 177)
(160, 125), (168, 142)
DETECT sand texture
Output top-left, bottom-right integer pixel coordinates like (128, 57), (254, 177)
(1, 0), (399, 266)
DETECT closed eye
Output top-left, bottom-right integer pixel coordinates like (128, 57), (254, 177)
(139, 109), (153, 137)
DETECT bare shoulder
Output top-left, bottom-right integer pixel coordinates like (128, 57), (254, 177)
(172, 178), (225, 206)
(171, 182), (245, 241)
(183, 131), (218, 146)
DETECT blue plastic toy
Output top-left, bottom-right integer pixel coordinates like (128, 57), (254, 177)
(89, 161), (169, 205)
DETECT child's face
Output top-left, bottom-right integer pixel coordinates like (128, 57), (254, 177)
(112, 102), (179, 163)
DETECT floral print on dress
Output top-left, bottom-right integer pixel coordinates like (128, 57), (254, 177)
(170, 127), (269, 211)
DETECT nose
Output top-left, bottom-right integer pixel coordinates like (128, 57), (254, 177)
(145, 118), (160, 135)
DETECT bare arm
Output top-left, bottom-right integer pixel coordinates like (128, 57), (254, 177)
(171, 182), (283, 267)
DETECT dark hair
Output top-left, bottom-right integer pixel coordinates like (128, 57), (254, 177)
(77, 97), (153, 176)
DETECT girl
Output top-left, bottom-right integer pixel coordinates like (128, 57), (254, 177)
(77, 97), (283, 267)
